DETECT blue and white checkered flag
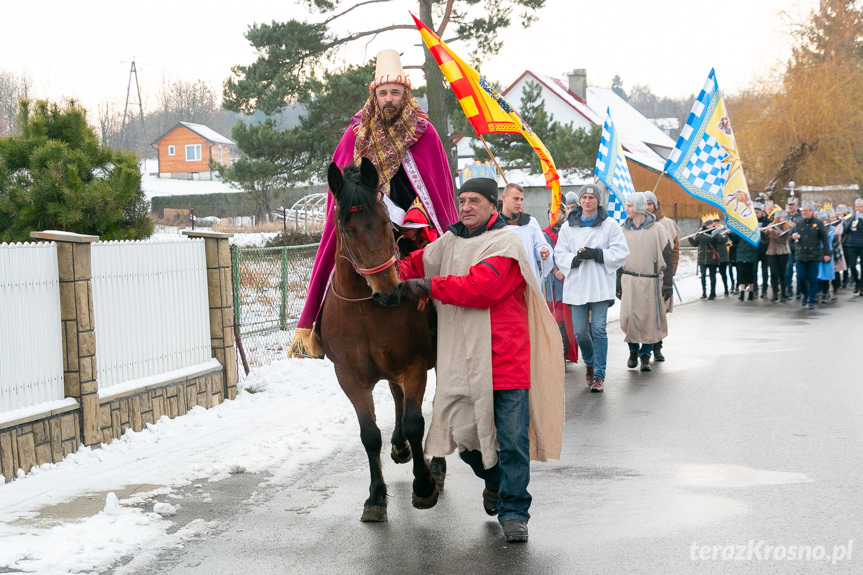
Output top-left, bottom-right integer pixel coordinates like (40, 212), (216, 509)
(606, 192), (627, 223)
(664, 68), (760, 246)
(594, 108), (635, 223)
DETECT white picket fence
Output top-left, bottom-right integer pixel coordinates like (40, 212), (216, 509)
(91, 238), (212, 396)
(0, 242), (65, 413)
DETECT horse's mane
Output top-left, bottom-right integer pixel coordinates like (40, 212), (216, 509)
(335, 164), (381, 228)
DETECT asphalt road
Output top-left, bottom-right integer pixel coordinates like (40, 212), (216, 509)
(131, 291), (863, 575)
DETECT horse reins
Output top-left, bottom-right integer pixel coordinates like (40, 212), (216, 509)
(331, 197), (399, 302)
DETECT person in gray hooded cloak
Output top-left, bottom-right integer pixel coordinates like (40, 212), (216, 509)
(618, 192), (673, 372)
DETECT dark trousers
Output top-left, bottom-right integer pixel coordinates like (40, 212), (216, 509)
(719, 263), (731, 292)
(845, 245), (863, 289)
(758, 252), (769, 288)
(628, 342), (654, 357)
(796, 260), (820, 304)
(700, 264), (717, 296)
(767, 254), (788, 298)
(458, 389), (531, 524)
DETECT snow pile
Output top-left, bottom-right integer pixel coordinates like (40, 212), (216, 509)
(0, 357), (414, 574)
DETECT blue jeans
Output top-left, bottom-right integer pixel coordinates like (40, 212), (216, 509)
(796, 260), (820, 304)
(570, 301), (610, 380)
(459, 389), (531, 524)
(628, 342), (654, 357)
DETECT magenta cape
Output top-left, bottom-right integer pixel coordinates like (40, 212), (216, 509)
(296, 114), (458, 331)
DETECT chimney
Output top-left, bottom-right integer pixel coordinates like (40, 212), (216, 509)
(567, 69), (587, 102)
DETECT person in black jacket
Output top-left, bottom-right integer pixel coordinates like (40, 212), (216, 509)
(792, 201), (831, 310)
(754, 203), (771, 297)
(689, 215), (727, 300)
(843, 198), (863, 295)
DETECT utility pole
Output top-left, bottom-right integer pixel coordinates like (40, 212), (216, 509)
(120, 58), (145, 150)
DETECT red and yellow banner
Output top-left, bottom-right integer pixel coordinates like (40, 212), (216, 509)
(412, 14), (561, 215)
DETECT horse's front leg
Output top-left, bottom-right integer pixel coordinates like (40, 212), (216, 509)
(388, 381), (412, 464)
(335, 368), (388, 522)
(401, 363), (438, 509)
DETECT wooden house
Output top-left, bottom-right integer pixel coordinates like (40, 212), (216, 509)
(151, 122), (235, 180)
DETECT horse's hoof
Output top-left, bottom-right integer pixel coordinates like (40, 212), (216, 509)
(412, 484), (439, 510)
(391, 442), (412, 464)
(360, 505), (388, 522)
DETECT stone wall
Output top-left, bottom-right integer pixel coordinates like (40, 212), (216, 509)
(0, 408), (80, 483)
(97, 365), (224, 444)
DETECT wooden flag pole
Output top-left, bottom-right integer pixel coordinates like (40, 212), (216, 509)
(652, 170), (666, 194)
(478, 134), (508, 185)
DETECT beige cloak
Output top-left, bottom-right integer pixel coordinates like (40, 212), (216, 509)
(422, 227), (564, 469)
(620, 221), (670, 344)
(655, 216), (680, 313)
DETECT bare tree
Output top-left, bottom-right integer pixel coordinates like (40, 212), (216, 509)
(104, 77), (235, 157)
(0, 68), (33, 136)
(732, 0), (863, 198)
(151, 78), (232, 135)
(97, 100), (125, 148)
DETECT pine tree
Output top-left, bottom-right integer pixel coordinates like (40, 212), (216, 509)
(221, 0), (546, 186)
(0, 100), (153, 242)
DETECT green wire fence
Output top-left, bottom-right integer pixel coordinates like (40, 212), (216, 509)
(230, 243), (319, 377)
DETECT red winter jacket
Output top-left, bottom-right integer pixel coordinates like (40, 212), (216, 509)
(397, 222), (530, 390)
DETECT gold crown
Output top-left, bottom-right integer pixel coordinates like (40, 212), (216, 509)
(823, 202), (833, 210)
(701, 212), (720, 224)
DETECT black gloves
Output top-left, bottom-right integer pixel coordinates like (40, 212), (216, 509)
(400, 277), (431, 301)
(662, 284), (673, 299)
(578, 247), (599, 260)
(570, 256), (582, 268)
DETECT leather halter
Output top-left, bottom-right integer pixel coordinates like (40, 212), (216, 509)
(335, 192), (398, 278)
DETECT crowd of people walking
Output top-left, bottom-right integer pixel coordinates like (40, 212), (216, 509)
(688, 198), (863, 310)
(542, 187), (863, 392)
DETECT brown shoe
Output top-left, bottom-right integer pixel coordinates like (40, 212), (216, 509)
(590, 377), (604, 393)
(584, 365), (594, 387)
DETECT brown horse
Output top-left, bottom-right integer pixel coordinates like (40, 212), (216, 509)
(320, 158), (439, 522)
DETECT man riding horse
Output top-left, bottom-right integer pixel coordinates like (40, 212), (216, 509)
(289, 49), (458, 358)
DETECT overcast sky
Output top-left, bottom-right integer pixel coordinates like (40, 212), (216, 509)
(1, 0), (817, 114)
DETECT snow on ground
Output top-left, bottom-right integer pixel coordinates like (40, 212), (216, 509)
(0, 358), (414, 575)
(0, 229), (703, 574)
(139, 159), (243, 202)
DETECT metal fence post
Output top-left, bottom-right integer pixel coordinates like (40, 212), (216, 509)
(231, 245), (241, 326)
(280, 247), (289, 331)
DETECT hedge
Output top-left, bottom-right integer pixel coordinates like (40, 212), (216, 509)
(150, 193), (258, 219)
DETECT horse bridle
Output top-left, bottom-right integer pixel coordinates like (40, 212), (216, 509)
(335, 194), (399, 277)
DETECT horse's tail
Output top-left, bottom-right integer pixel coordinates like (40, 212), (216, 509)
(288, 328), (325, 359)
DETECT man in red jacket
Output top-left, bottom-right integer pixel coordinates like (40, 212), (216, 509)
(398, 177), (564, 543)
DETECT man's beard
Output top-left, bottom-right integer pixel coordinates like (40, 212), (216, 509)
(380, 102), (402, 127)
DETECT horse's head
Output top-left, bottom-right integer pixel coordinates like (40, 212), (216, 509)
(328, 158), (401, 306)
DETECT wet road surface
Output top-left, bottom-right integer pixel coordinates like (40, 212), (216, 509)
(131, 293), (863, 574)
